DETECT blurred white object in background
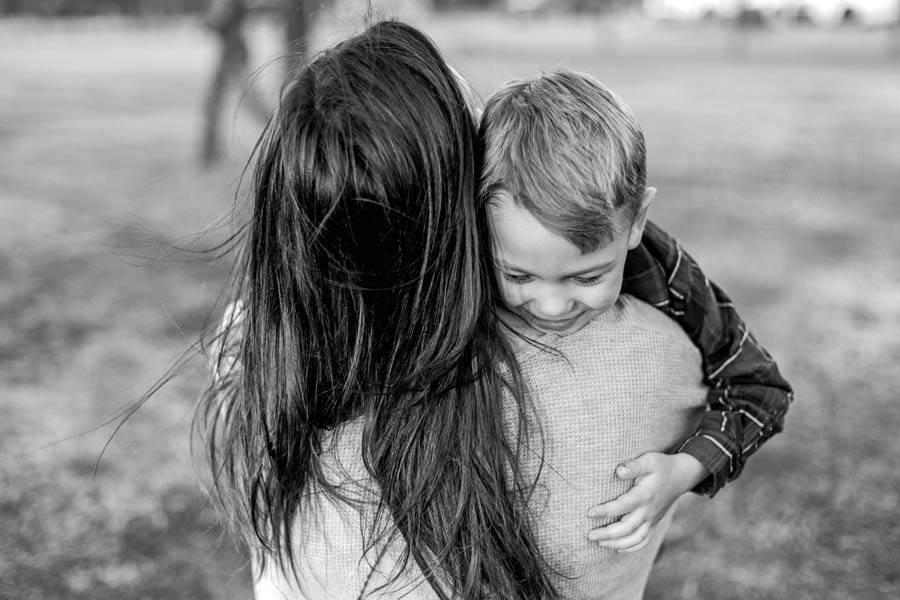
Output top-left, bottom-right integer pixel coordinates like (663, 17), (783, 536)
(643, 0), (899, 26)
(803, 0), (898, 27)
(505, 0), (552, 13)
(642, 0), (740, 20)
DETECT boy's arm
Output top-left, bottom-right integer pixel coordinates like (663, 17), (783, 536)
(621, 220), (794, 496)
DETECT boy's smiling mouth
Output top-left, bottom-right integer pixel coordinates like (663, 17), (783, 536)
(520, 310), (593, 334)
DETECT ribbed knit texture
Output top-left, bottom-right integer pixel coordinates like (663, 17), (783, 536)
(508, 294), (706, 600)
(262, 295), (706, 599)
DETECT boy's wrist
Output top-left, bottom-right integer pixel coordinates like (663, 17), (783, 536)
(678, 434), (735, 496)
(672, 452), (709, 494)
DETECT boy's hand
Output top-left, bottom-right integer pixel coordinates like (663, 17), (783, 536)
(585, 452), (707, 552)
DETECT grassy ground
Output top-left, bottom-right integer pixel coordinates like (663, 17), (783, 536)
(2, 12), (899, 600)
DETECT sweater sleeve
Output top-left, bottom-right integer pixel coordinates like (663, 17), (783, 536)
(622, 220), (794, 496)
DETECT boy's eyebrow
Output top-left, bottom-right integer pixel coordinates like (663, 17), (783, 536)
(496, 260), (616, 277)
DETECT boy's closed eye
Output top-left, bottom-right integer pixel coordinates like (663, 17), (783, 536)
(502, 272), (534, 284)
(572, 274), (605, 286)
(500, 272), (607, 286)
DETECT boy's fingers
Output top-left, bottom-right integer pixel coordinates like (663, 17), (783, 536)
(586, 488), (644, 519)
(594, 522), (651, 550)
(617, 535), (652, 554)
(587, 510), (644, 542)
(616, 453), (662, 480)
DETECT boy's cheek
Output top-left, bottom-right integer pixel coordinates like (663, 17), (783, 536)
(497, 282), (523, 309)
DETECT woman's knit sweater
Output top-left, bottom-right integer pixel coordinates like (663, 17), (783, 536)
(254, 295), (707, 599)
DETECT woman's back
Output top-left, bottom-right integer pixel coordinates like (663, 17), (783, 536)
(267, 294), (705, 599)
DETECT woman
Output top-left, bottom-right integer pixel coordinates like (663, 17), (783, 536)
(205, 20), (555, 599)
(202, 19), (789, 600)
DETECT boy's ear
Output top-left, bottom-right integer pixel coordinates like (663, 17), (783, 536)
(627, 187), (656, 250)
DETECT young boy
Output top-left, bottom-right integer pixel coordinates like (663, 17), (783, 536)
(478, 70), (792, 553)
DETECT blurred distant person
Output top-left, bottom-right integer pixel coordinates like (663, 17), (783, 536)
(201, 0), (320, 165)
(728, 1), (766, 59)
(201, 0), (270, 166)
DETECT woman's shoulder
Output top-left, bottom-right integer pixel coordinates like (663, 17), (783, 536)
(578, 294), (697, 348)
(511, 294), (703, 387)
(514, 294), (698, 359)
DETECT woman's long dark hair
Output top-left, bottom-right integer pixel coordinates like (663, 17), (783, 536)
(199, 20), (556, 599)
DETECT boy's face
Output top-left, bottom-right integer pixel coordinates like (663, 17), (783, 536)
(488, 191), (651, 337)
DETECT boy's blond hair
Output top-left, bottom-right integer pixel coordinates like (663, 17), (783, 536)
(480, 69), (647, 252)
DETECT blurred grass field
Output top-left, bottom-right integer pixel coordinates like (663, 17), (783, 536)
(2, 11), (899, 600)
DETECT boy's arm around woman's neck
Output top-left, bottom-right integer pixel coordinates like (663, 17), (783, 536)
(620, 220), (793, 497)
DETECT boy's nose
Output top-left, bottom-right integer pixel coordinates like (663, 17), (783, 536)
(532, 294), (573, 319)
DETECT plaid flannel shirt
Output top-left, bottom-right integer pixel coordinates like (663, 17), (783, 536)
(622, 220), (793, 497)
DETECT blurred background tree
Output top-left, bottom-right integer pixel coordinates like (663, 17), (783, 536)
(199, 0), (319, 164)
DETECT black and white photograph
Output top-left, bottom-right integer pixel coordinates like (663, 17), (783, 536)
(2, 0), (898, 598)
